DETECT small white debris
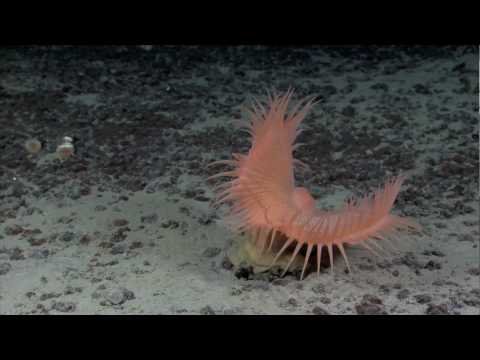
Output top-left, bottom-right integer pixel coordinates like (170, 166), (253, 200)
(24, 138), (42, 154)
(56, 136), (75, 160)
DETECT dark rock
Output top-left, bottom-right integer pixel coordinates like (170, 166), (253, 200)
(355, 302), (387, 315)
(458, 234), (475, 242)
(221, 256), (234, 270)
(371, 83), (389, 91)
(397, 289), (410, 300)
(271, 278), (290, 286)
(9, 247), (25, 260)
(30, 249), (49, 259)
(60, 231), (76, 242)
(467, 267), (480, 276)
(140, 213), (158, 224)
(363, 294), (383, 304)
(200, 305), (215, 315)
(110, 244), (126, 254)
(79, 234), (92, 245)
(234, 265), (254, 280)
(161, 219), (179, 229)
(356, 294), (387, 315)
(52, 301), (76, 313)
(319, 297), (331, 304)
(311, 284), (325, 294)
(28, 237), (47, 246)
(40, 292), (62, 301)
(203, 247), (221, 258)
(111, 227), (129, 242)
(113, 218), (129, 227)
(287, 298), (298, 307)
(424, 260), (442, 270)
(426, 303), (450, 315)
(312, 306), (330, 315)
(106, 288), (135, 305)
(129, 241), (143, 250)
(414, 294), (432, 304)
(0, 262), (12, 275)
(4, 224), (23, 236)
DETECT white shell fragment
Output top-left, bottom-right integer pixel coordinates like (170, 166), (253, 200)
(56, 136), (75, 160)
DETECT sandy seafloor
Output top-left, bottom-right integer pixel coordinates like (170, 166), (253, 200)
(0, 45), (478, 315)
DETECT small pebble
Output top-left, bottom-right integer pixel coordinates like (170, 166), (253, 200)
(414, 294), (432, 304)
(105, 288), (135, 305)
(52, 301), (76, 313)
(397, 289), (410, 300)
(113, 219), (129, 227)
(200, 305), (215, 315)
(312, 306), (330, 315)
(426, 303), (449, 315)
(203, 247), (221, 258)
(0, 262), (12, 275)
(60, 232), (76, 242)
(221, 256), (234, 270)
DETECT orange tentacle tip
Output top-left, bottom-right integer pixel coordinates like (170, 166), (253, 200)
(209, 89), (422, 280)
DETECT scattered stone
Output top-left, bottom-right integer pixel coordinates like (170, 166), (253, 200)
(113, 218), (129, 227)
(30, 249), (49, 259)
(0, 262), (12, 275)
(319, 297), (331, 304)
(397, 289), (410, 300)
(203, 247), (221, 258)
(64, 286), (83, 295)
(426, 303), (450, 315)
(28, 237), (47, 246)
(52, 301), (76, 313)
(221, 256), (234, 270)
(363, 294), (383, 305)
(200, 305), (215, 315)
(141, 213), (158, 224)
(371, 83), (389, 91)
(312, 306), (330, 315)
(356, 294), (387, 315)
(94, 205), (107, 212)
(110, 244), (126, 255)
(424, 260), (442, 270)
(358, 263), (375, 271)
(4, 224), (23, 236)
(287, 298), (298, 307)
(105, 288), (135, 305)
(271, 278), (290, 286)
(458, 234), (475, 242)
(234, 265), (254, 280)
(9, 247), (25, 260)
(79, 234), (92, 245)
(414, 294), (432, 304)
(129, 241), (143, 250)
(111, 227), (129, 242)
(40, 292), (62, 301)
(60, 231), (76, 242)
(311, 284), (325, 294)
(160, 219), (179, 229)
(467, 267), (480, 276)
(355, 302), (387, 315)
(379, 285), (390, 294)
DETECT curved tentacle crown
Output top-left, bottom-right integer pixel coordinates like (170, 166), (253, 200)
(208, 89), (421, 280)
